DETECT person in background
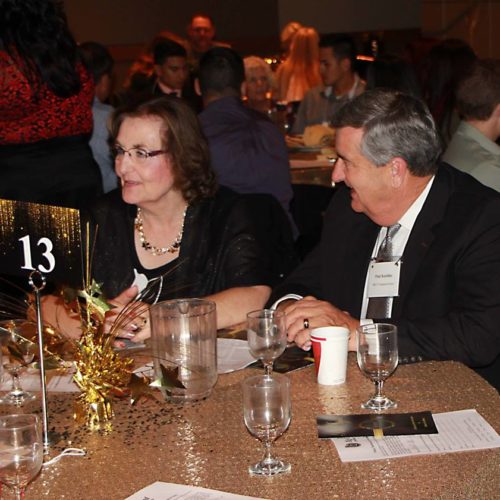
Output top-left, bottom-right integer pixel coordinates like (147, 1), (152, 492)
(292, 34), (365, 134)
(275, 26), (321, 104)
(198, 47), (295, 232)
(443, 59), (500, 190)
(419, 38), (477, 145)
(271, 89), (500, 390)
(0, 0), (102, 208)
(279, 21), (302, 62)
(184, 13), (230, 73)
(243, 56), (275, 116)
(153, 39), (189, 97)
(114, 30), (186, 106)
(43, 96), (272, 340)
(79, 41), (119, 194)
(365, 54), (422, 98)
(153, 38), (202, 112)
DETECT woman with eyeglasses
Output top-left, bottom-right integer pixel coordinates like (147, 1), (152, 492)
(42, 95), (272, 340)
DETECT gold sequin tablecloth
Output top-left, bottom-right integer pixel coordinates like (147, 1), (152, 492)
(2, 356), (499, 500)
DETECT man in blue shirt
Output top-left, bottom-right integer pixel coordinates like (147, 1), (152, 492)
(198, 47), (295, 231)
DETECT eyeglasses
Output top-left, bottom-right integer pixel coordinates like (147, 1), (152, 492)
(112, 145), (167, 162)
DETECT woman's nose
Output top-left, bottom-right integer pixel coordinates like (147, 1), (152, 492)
(115, 153), (133, 175)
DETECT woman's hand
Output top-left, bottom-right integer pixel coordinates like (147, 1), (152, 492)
(105, 286), (151, 343)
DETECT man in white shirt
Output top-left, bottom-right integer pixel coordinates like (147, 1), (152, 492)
(272, 89), (500, 389)
(292, 34), (365, 134)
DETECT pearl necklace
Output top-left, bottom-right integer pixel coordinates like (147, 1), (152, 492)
(134, 206), (188, 256)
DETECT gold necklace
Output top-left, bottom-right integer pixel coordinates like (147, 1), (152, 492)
(134, 206), (188, 256)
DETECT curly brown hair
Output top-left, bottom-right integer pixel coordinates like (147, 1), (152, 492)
(110, 96), (217, 204)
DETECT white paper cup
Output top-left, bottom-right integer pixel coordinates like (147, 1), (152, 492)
(310, 326), (350, 385)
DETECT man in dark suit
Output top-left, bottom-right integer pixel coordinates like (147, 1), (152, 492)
(272, 89), (500, 389)
(152, 39), (202, 112)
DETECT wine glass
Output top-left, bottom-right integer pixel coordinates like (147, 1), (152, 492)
(356, 323), (398, 411)
(242, 374), (291, 476)
(247, 309), (287, 377)
(0, 321), (37, 405)
(0, 414), (43, 500)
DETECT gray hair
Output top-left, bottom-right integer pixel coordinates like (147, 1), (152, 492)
(243, 56), (274, 87)
(331, 89), (442, 176)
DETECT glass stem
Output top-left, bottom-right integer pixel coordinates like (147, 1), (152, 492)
(11, 369), (22, 393)
(261, 439), (273, 465)
(264, 362), (273, 377)
(374, 379), (384, 399)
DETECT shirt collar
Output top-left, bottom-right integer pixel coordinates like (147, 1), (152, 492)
(398, 176), (435, 232)
(157, 80), (181, 97)
(321, 74), (361, 100)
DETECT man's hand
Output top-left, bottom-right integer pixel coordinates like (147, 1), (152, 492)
(283, 296), (359, 350)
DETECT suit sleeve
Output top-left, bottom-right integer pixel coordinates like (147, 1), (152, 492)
(394, 198), (500, 369)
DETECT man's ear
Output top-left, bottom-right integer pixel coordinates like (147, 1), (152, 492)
(241, 81), (247, 97)
(153, 64), (161, 78)
(389, 157), (408, 189)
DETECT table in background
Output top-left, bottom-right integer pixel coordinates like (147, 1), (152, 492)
(289, 151), (333, 187)
(1, 356), (499, 500)
(289, 151), (334, 258)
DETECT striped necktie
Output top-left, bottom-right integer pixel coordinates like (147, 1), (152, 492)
(366, 224), (401, 319)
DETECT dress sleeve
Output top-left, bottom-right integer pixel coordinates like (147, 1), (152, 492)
(214, 195), (274, 289)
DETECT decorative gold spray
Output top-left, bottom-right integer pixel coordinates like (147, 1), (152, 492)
(71, 225), (134, 430)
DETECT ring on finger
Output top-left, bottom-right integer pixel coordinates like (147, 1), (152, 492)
(303, 318), (310, 329)
(131, 316), (148, 332)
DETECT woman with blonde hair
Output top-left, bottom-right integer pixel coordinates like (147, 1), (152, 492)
(280, 21), (302, 60)
(275, 26), (321, 103)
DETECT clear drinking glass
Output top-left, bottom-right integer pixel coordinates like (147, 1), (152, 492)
(247, 309), (287, 376)
(149, 299), (218, 403)
(357, 323), (398, 410)
(242, 374), (291, 476)
(0, 414), (43, 500)
(0, 321), (37, 405)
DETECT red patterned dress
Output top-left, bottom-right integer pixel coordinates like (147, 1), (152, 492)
(0, 51), (102, 207)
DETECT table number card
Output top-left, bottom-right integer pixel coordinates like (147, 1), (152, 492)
(0, 199), (82, 286)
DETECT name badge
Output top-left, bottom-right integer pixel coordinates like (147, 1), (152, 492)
(367, 260), (401, 298)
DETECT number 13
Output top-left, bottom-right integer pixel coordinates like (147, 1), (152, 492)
(19, 235), (56, 274)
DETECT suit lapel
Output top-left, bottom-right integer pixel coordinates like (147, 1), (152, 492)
(392, 167), (452, 317)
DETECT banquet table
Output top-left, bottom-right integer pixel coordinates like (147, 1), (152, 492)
(289, 151), (334, 187)
(1, 355), (499, 500)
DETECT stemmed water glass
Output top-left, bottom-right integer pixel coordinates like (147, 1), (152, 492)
(357, 323), (398, 411)
(0, 321), (37, 405)
(242, 374), (291, 476)
(247, 309), (287, 376)
(0, 414), (44, 500)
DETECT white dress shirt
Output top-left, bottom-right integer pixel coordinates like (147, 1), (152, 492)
(360, 176), (435, 320)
